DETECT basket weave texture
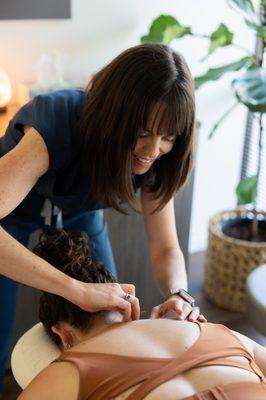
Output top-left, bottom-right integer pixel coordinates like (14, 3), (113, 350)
(204, 209), (266, 312)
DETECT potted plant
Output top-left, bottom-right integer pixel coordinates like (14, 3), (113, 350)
(142, 0), (266, 311)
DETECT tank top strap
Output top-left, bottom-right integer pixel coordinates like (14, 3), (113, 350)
(126, 321), (261, 400)
(54, 352), (91, 400)
(186, 323), (264, 381)
(125, 322), (203, 400)
(55, 351), (171, 400)
(209, 323), (266, 383)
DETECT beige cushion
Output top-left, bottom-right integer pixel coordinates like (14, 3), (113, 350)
(11, 323), (61, 389)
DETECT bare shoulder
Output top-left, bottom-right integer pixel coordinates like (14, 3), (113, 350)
(17, 361), (80, 400)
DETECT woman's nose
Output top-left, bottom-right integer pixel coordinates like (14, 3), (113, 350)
(143, 137), (161, 158)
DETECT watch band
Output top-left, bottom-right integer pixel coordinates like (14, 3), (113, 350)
(164, 288), (195, 307)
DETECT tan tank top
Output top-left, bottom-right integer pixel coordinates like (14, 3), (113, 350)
(54, 322), (266, 400)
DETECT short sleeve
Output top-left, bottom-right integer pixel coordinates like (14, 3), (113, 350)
(9, 90), (82, 172)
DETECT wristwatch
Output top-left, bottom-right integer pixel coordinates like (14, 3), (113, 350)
(164, 288), (195, 307)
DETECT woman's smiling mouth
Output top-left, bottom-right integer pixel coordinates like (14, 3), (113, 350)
(133, 154), (156, 166)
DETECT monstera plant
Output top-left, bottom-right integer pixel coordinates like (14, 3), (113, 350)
(142, 0), (266, 240)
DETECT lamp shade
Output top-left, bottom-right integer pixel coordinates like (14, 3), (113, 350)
(0, 68), (12, 108)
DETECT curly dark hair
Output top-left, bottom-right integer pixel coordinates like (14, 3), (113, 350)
(34, 230), (117, 346)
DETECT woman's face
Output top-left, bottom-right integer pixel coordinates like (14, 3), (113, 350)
(132, 103), (176, 174)
(132, 128), (175, 175)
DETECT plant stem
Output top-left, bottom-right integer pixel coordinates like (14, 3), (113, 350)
(252, 112), (264, 238)
(252, 1), (266, 239)
(252, 208), (258, 238)
(190, 32), (210, 39)
(208, 101), (239, 139)
(256, 113), (264, 210)
(232, 43), (255, 56)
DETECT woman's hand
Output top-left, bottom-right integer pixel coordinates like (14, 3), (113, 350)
(69, 280), (140, 322)
(150, 295), (207, 322)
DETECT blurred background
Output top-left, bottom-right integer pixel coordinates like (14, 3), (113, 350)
(1, 1), (266, 398)
(0, 0), (257, 253)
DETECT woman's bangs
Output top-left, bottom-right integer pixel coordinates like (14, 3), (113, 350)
(129, 94), (157, 139)
(166, 89), (193, 138)
(155, 103), (180, 138)
(146, 90), (189, 139)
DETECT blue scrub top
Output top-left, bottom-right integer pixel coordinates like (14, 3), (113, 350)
(0, 89), (143, 222)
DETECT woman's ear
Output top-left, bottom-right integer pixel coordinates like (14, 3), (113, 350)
(52, 323), (73, 350)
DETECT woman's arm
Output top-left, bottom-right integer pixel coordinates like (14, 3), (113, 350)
(17, 362), (79, 400)
(141, 189), (206, 322)
(0, 127), (139, 319)
(1, 224), (138, 318)
(141, 189), (187, 294)
(0, 127), (72, 292)
(0, 126), (49, 219)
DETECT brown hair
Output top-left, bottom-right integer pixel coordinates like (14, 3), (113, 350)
(34, 230), (117, 346)
(81, 44), (195, 213)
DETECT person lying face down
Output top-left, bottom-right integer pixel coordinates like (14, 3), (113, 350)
(17, 230), (266, 400)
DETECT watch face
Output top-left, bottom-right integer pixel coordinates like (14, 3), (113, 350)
(167, 289), (195, 306)
(178, 289), (195, 305)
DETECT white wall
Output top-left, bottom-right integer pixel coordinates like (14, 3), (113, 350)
(0, 0), (258, 252)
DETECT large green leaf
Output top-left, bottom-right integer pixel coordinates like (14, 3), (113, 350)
(232, 67), (266, 112)
(236, 175), (258, 204)
(195, 56), (254, 89)
(141, 15), (191, 45)
(207, 23), (234, 56)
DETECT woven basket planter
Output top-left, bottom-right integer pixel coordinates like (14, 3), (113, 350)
(204, 209), (266, 312)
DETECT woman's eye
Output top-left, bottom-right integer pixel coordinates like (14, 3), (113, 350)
(164, 136), (175, 142)
(139, 132), (149, 138)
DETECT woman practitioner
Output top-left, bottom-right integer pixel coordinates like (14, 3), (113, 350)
(17, 230), (266, 400)
(0, 44), (202, 393)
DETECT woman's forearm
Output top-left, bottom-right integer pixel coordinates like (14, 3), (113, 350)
(0, 226), (74, 297)
(151, 247), (188, 295)
(0, 226), (139, 318)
